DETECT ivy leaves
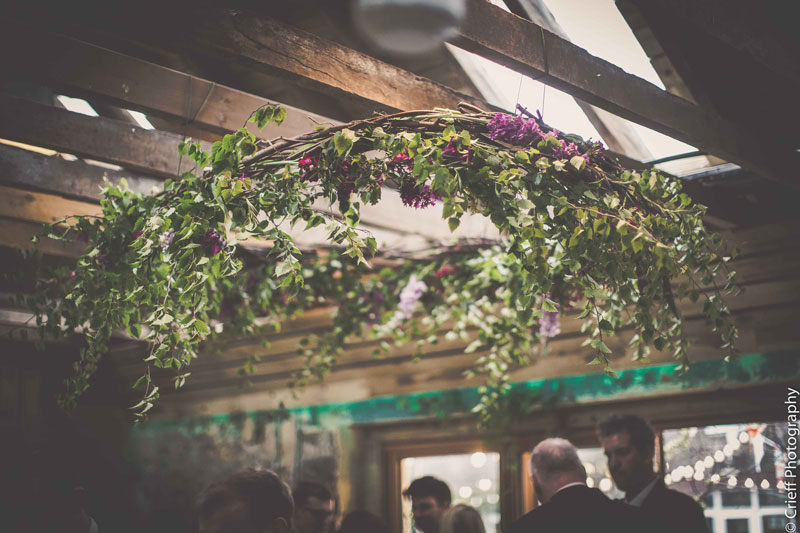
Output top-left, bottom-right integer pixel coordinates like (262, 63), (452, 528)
(20, 107), (738, 426)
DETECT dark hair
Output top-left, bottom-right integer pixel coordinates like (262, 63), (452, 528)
(402, 476), (451, 507)
(339, 510), (390, 533)
(293, 480), (334, 509)
(197, 468), (293, 528)
(596, 414), (656, 453)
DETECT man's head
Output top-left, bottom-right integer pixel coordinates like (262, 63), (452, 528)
(529, 438), (586, 504)
(403, 476), (451, 533)
(292, 481), (335, 533)
(596, 414), (657, 494)
(197, 469), (293, 533)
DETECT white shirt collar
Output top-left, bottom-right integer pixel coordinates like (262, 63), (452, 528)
(626, 477), (659, 507)
(553, 481), (587, 496)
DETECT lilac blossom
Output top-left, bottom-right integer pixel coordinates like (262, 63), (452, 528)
(400, 180), (440, 209)
(397, 274), (427, 319)
(487, 113), (542, 145)
(539, 309), (561, 339)
(203, 229), (226, 257)
(337, 181), (355, 206)
(160, 228), (175, 250)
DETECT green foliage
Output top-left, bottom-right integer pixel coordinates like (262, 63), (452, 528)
(18, 107), (739, 426)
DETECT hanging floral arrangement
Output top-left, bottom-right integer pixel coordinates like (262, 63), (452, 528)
(18, 104), (740, 423)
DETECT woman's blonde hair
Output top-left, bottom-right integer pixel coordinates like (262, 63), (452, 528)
(440, 503), (486, 533)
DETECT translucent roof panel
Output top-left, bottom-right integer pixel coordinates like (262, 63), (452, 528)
(450, 0), (716, 173)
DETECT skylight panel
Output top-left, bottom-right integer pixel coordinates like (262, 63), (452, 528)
(56, 95), (99, 117)
(127, 110), (155, 130)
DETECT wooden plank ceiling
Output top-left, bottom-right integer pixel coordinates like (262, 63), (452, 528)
(1, 0), (799, 414)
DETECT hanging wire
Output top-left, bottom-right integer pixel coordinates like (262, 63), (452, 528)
(514, 73), (524, 115)
(538, 26), (548, 120)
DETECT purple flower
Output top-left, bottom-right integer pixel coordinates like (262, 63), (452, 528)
(299, 156), (317, 168)
(133, 231), (143, 240)
(539, 309), (561, 339)
(337, 181), (355, 207)
(442, 139), (458, 156)
(338, 158), (352, 174)
(160, 229), (175, 250)
(400, 180), (440, 209)
(397, 274), (427, 319)
(298, 156), (318, 181)
(441, 139), (473, 164)
(203, 228), (226, 257)
(487, 113), (542, 145)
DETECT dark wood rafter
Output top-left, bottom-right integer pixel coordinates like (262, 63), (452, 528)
(186, 10), (491, 114)
(0, 144), (162, 201)
(0, 94), (211, 178)
(0, 24), (339, 142)
(614, 0), (800, 151)
(451, 0), (800, 187)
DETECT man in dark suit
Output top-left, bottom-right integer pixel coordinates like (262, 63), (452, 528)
(597, 414), (708, 533)
(509, 438), (646, 533)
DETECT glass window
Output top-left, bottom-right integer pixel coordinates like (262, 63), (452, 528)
(762, 515), (789, 533)
(662, 421), (790, 533)
(726, 518), (749, 533)
(706, 517), (714, 533)
(758, 490), (784, 507)
(722, 491), (752, 508)
(400, 452), (500, 533)
(662, 422), (788, 501)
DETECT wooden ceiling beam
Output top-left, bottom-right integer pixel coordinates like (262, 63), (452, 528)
(452, 0), (800, 187)
(0, 144), (162, 201)
(0, 24), (338, 141)
(169, 9), (490, 114)
(0, 95), (210, 179)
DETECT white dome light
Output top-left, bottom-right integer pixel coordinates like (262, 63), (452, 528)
(353, 0), (467, 56)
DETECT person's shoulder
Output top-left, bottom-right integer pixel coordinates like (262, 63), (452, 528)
(658, 485), (703, 509)
(507, 508), (540, 533)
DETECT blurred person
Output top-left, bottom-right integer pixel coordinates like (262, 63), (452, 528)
(440, 504), (485, 533)
(338, 510), (390, 533)
(403, 475), (452, 533)
(598, 414), (707, 532)
(197, 468), (292, 533)
(293, 481), (336, 533)
(509, 438), (646, 532)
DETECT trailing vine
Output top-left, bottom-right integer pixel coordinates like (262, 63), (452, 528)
(16, 104), (741, 424)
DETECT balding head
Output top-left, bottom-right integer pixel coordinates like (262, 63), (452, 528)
(529, 438), (586, 503)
